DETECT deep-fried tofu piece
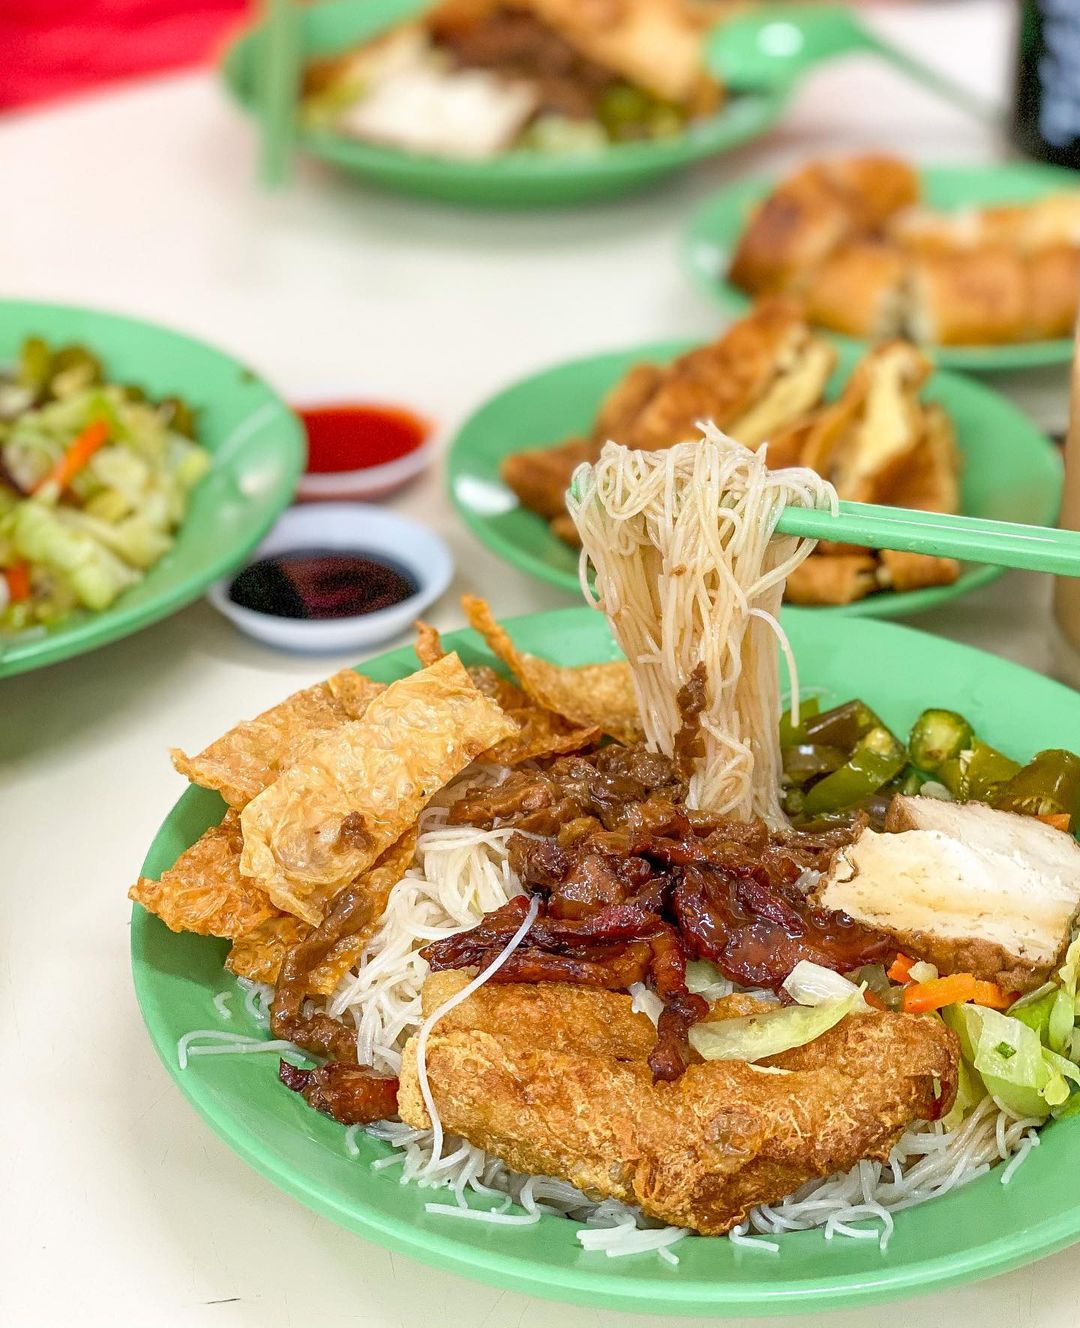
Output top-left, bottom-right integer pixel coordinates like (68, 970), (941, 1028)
(398, 997), (957, 1234)
(591, 362), (666, 443)
(421, 970), (657, 1060)
(784, 553), (878, 606)
(500, 436), (598, 520)
(503, 301), (831, 531)
(907, 247), (1028, 345)
(800, 341), (931, 504)
(877, 550), (960, 594)
(802, 241), (909, 339)
(729, 156), (917, 295)
(727, 337), (836, 448)
(817, 795), (1080, 993)
(1026, 245), (1080, 341)
(624, 300), (830, 451)
(883, 402), (960, 514)
(728, 172), (861, 296)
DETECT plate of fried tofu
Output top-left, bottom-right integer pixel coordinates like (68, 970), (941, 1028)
(447, 300), (1061, 614)
(682, 157), (1080, 370)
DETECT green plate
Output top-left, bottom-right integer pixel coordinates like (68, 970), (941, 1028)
(446, 338), (1062, 615)
(0, 301), (304, 680)
(220, 0), (790, 208)
(132, 606), (1080, 1315)
(681, 162), (1080, 372)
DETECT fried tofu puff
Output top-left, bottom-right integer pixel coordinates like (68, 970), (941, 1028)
(399, 978), (958, 1234)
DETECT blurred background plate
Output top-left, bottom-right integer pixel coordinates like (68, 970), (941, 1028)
(446, 337), (1063, 616)
(220, 0), (791, 208)
(132, 606), (1080, 1316)
(681, 162), (1080, 372)
(0, 301), (304, 680)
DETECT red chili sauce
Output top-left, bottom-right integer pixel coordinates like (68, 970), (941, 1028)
(298, 404), (428, 474)
(228, 550), (417, 620)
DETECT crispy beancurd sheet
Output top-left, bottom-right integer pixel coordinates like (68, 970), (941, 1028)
(414, 620), (601, 765)
(171, 669), (385, 808)
(462, 595), (642, 746)
(129, 811), (275, 939)
(226, 828), (419, 992)
(239, 654), (518, 924)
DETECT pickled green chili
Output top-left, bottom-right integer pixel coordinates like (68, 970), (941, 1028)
(802, 725), (907, 816)
(801, 699), (881, 750)
(908, 709), (974, 773)
(779, 696), (820, 747)
(993, 750), (1080, 829)
(782, 743), (848, 786)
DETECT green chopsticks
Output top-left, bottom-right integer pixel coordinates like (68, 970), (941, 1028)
(776, 502), (1079, 577)
(257, 0), (301, 188)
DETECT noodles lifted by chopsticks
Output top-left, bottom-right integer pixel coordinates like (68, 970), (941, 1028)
(567, 425), (836, 823)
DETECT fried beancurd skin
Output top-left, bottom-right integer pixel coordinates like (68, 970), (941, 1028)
(462, 594), (642, 745)
(413, 620), (601, 765)
(239, 654), (518, 924)
(398, 1007), (958, 1234)
(171, 669), (385, 808)
(227, 828), (418, 994)
(129, 811), (275, 939)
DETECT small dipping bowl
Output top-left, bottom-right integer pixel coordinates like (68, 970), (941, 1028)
(295, 402), (434, 502)
(207, 503), (453, 654)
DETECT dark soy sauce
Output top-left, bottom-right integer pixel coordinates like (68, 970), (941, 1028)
(229, 549), (418, 620)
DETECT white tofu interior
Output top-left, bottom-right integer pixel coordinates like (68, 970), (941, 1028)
(819, 796), (1080, 968)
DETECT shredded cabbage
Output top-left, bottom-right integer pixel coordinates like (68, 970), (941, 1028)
(782, 960), (871, 1009)
(685, 960), (733, 1001)
(689, 987), (863, 1064)
(943, 1003), (1080, 1120)
(0, 364), (208, 633)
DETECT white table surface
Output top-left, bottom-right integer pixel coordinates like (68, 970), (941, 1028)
(4, 3), (1080, 1324)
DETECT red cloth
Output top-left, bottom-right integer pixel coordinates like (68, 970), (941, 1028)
(0, 0), (253, 111)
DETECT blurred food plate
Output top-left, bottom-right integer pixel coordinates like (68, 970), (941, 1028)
(446, 337), (1061, 616)
(0, 301), (304, 680)
(682, 163), (1080, 372)
(221, 0), (792, 207)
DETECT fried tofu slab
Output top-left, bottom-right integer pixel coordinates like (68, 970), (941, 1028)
(399, 978), (958, 1234)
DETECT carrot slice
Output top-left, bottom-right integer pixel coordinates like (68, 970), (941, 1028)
(1037, 812), (1072, 833)
(3, 563), (30, 602)
(902, 973), (977, 1013)
(34, 418), (108, 494)
(863, 990), (887, 1011)
(887, 953), (915, 983)
(972, 979), (1011, 1010)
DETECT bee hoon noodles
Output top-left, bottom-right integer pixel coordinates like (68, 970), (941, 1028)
(568, 426), (835, 821)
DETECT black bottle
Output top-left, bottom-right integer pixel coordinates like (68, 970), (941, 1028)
(1013, 0), (1080, 168)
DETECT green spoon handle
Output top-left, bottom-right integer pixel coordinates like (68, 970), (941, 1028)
(859, 31), (1001, 127)
(709, 5), (1000, 127)
(776, 502), (1077, 577)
